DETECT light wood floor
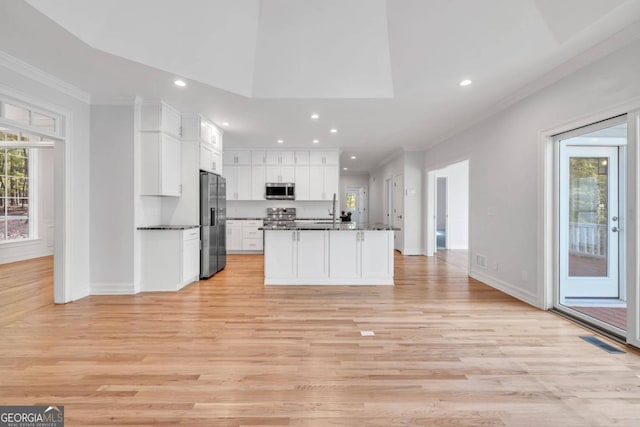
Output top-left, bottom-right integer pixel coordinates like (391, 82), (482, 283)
(1, 254), (640, 426)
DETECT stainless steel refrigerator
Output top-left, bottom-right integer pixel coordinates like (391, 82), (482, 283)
(200, 172), (226, 278)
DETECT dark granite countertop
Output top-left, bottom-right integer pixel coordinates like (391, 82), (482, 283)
(137, 225), (200, 230)
(259, 222), (399, 231)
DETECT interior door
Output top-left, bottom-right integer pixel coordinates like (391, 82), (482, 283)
(559, 145), (619, 298)
(393, 174), (404, 251)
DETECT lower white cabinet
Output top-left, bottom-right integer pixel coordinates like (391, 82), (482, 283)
(227, 220), (263, 252)
(329, 230), (393, 281)
(264, 230), (393, 284)
(226, 220), (243, 251)
(140, 229), (200, 291)
(264, 230), (328, 279)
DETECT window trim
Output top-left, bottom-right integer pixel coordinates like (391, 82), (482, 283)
(0, 96), (63, 139)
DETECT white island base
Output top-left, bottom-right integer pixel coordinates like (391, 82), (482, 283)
(264, 229), (394, 285)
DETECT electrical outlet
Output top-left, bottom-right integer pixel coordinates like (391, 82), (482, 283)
(492, 262), (499, 271)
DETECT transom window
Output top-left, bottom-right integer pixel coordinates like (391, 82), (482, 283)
(2, 101), (58, 133)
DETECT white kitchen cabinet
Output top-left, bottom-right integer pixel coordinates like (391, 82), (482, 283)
(225, 165), (251, 200)
(266, 151), (295, 165)
(140, 228), (200, 291)
(328, 231), (360, 279)
(266, 165), (294, 183)
(294, 166), (310, 200)
(329, 230), (393, 282)
(264, 229), (393, 284)
(224, 150), (251, 165)
(226, 221), (243, 251)
(296, 230), (329, 279)
(140, 101), (182, 138)
(199, 143), (222, 174)
(310, 151), (339, 166)
(140, 132), (181, 196)
(241, 220), (264, 251)
(308, 165), (339, 200)
(251, 150), (266, 165)
(251, 165), (266, 200)
(294, 151), (310, 165)
(264, 230), (297, 278)
(361, 231), (393, 278)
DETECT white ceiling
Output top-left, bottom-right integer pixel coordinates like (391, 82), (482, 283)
(4, 0), (640, 172)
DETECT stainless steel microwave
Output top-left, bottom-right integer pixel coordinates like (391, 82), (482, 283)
(265, 183), (295, 200)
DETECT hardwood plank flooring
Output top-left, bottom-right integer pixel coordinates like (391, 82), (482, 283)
(1, 254), (640, 426)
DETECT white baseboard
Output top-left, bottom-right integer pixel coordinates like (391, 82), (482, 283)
(469, 269), (538, 307)
(90, 282), (136, 295)
(265, 277), (394, 285)
(401, 248), (423, 256)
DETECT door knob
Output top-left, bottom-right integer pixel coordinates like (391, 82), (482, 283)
(612, 226), (620, 232)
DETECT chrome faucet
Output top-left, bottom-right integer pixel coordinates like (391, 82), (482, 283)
(332, 193), (337, 228)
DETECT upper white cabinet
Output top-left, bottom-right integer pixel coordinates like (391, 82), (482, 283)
(224, 150), (251, 165)
(294, 151), (310, 165)
(225, 165), (251, 200)
(140, 132), (181, 197)
(309, 165), (339, 200)
(252, 150), (267, 165)
(294, 166), (310, 200)
(251, 165), (266, 200)
(181, 114), (223, 175)
(266, 151), (295, 165)
(310, 151), (339, 166)
(140, 102), (182, 139)
(266, 166), (295, 183)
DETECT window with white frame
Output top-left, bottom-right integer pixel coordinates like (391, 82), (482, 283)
(0, 97), (59, 243)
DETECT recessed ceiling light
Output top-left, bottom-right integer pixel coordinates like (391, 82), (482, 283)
(350, 155), (357, 160)
(221, 122), (229, 127)
(311, 113), (319, 120)
(312, 139), (319, 144)
(330, 128), (338, 134)
(343, 167), (348, 171)
(459, 79), (472, 87)
(277, 139), (284, 144)
(174, 79), (187, 87)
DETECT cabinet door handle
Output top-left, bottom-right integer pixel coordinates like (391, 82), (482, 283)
(361, 231), (364, 242)
(356, 231), (360, 242)
(292, 231), (296, 242)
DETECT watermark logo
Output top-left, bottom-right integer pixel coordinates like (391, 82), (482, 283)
(0, 405), (64, 427)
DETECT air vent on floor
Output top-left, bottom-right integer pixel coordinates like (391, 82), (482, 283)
(475, 254), (488, 269)
(580, 336), (625, 354)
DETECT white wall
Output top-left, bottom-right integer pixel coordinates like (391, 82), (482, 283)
(90, 105), (134, 293)
(0, 147), (55, 264)
(0, 55), (91, 302)
(422, 38), (640, 307)
(435, 160), (469, 250)
(369, 153), (403, 224)
(403, 152), (423, 255)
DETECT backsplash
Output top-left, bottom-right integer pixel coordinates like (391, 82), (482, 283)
(227, 200), (338, 219)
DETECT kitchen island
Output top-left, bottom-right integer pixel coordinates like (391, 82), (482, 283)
(260, 223), (397, 285)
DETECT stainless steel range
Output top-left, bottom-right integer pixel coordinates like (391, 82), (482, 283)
(264, 207), (296, 227)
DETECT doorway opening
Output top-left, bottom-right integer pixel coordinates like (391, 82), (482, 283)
(436, 177), (447, 249)
(345, 186), (367, 224)
(555, 117), (627, 335)
(384, 177), (392, 228)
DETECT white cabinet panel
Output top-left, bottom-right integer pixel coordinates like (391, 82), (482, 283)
(264, 230), (297, 278)
(266, 166), (280, 183)
(309, 151), (339, 166)
(200, 143), (214, 173)
(212, 151), (222, 175)
(224, 150), (251, 165)
(295, 166), (310, 200)
(182, 232), (200, 283)
(227, 224), (243, 251)
(251, 166), (266, 200)
(266, 151), (295, 165)
(329, 231), (360, 278)
(280, 151), (295, 165)
(252, 150), (266, 165)
(309, 166), (324, 200)
(324, 166), (339, 199)
(281, 166), (295, 183)
(140, 102), (181, 138)
(361, 231), (392, 278)
(141, 229), (199, 291)
(225, 165), (251, 200)
(297, 231), (328, 279)
(140, 132), (181, 197)
(294, 151), (309, 165)
(265, 166), (294, 183)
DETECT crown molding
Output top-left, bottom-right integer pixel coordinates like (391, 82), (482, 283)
(0, 50), (91, 104)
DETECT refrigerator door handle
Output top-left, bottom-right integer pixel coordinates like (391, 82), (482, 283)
(211, 208), (216, 226)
